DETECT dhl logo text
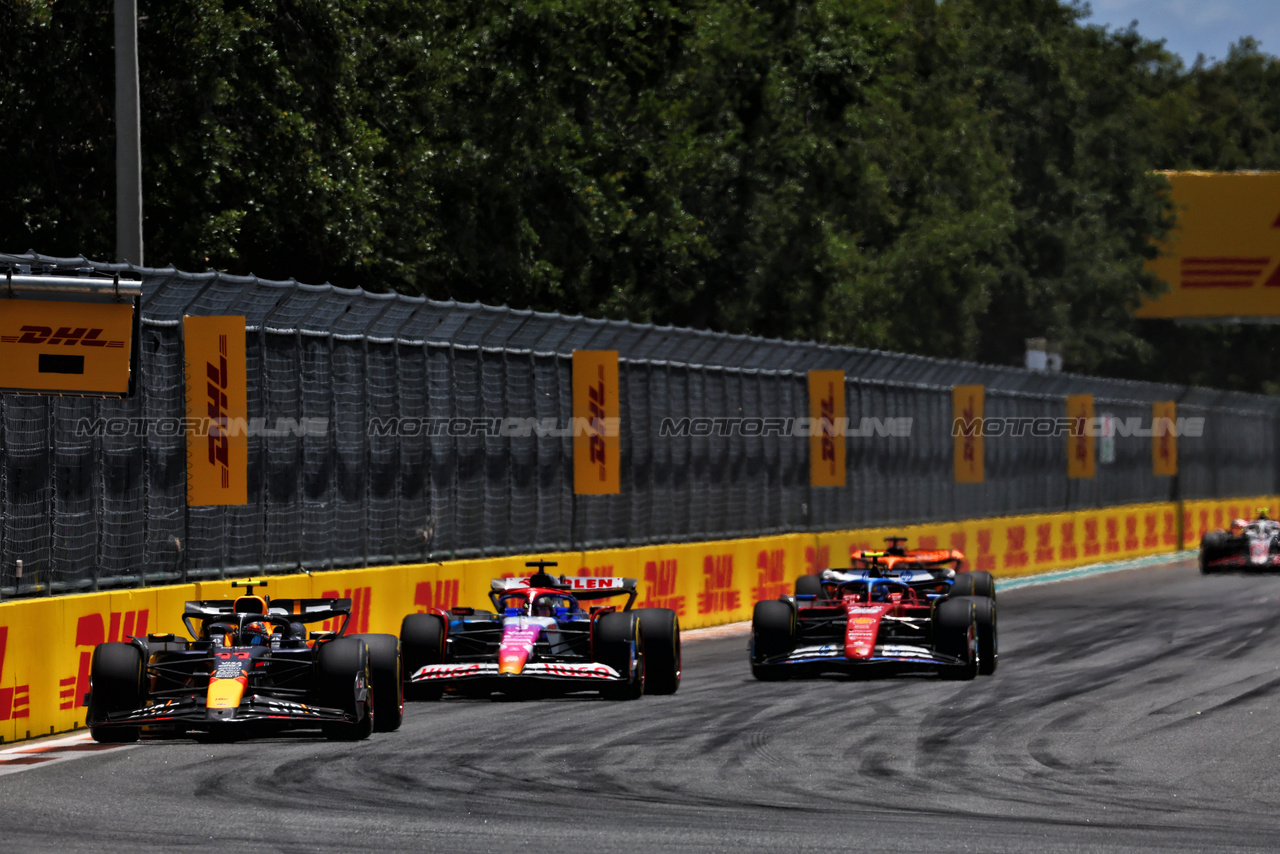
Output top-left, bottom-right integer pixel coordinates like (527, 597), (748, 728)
(1060, 521), (1078, 560)
(1004, 525), (1029, 570)
(0, 626), (31, 721)
(1035, 523), (1054, 563)
(819, 385), (837, 472)
(321, 587), (372, 634)
(0, 325), (125, 348)
(587, 365), (607, 477)
(640, 560), (685, 614)
(754, 549), (788, 602)
(207, 334), (231, 489)
(698, 554), (739, 615)
(415, 580), (460, 612)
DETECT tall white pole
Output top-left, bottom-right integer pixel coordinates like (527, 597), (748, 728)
(115, 0), (143, 266)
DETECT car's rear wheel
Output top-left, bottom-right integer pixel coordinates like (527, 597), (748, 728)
(348, 633), (403, 732)
(935, 597), (978, 681)
(87, 642), (144, 744)
(400, 613), (446, 701)
(595, 612), (644, 700)
(634, 609), (680, 695)
(317, 638), (373, 741)
(1200, 531), (1229, 574)
(794, 574), (823, 598)
(951, 571), (996, 601)
(751, 600), (795, 681)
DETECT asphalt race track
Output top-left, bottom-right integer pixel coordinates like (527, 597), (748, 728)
(5, 556), (1280, 853)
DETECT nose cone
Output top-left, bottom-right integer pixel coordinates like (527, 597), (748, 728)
(498, 622), (541, 675)
(498, 647), (530, 675)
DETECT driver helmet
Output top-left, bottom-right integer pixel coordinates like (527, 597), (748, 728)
(241, 621), (270, 646)
(1257, 508), (1271, 521)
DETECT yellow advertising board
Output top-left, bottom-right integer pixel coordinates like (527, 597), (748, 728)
(1153, 400), (1178, 476)
(184, 316), (248, 505)
(0, 298), (134, 394)
(1136, 171), (1280, 319)
(808, 370), (846, 487)
(1066, 394), (1095, 479)
(953, 385), (984, 483)
(572, 350), (620, 494)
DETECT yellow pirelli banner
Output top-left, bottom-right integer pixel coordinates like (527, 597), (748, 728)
(1153, 400), (1178, 477)
(184, 316), (248, 505)
(953, 384), (984, 483)
(1067, 394), (1095, 479)
(573, 350), (620, 494)
(808, 370), (846, 487)
(0, 298), (134, 394)
(1136, 171), (1280, 319)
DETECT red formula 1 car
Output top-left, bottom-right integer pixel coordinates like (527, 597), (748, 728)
(85, 580), (403, 742)
(1201, 510), (1280, 572)
(400, 561), (681, 700)
(753, 539), (996, 681)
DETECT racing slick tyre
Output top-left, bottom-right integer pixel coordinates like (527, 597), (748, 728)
(751, 600), (796, 682)
(595, 612), (645, 700)
(349, 633), (403, 732)
(1200, 531), (1229, 574)
(87, 642), (144, 744)
(794, 574), (823, 598)
(951, 570), (996, 601)
(971, 597), (997, 676)
(634, 608), (681, 695)
(400, 613), (446, 701)
(935, 597), (978, 681)
(317, 638), (374, 741)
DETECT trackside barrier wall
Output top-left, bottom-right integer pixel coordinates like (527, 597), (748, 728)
(0, 495), (1269, 744)
(3, 252), (1280, 598)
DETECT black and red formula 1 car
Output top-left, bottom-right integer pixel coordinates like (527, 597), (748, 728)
(1201, 510), (1280, 573)
(85, 580), (402, 743)
(752, 552), (996, 681)
(400, 561), (680, 700)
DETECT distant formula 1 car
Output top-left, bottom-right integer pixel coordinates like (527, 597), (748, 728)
(400, 561), (680, 700)
(794, 537), (995, 600)
(752, 539), (996, 681)
(85, 580), (402, 743)
(1201, 510), (1280, 572)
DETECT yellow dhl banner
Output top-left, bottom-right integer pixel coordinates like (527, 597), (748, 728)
(184, 316), (248, 505)
(953, 384), (984, 483)
(1136, 171), (1280, 319)
(1153, 401), (1178, 477)
(1067, 394), (1095, 479)
(0, 298), (134, 394)
(808, 370), (846, 487)
(572, 350), (620, 494)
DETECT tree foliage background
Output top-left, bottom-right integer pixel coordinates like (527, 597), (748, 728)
(2, 0), (1278, 390)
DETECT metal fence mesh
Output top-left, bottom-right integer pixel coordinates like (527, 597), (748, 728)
(2, 251), (1279, 596)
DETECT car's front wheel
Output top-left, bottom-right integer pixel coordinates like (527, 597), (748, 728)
(348, 633), (403, 732)
(317, 638), (373, 741)
(87, 642), (144, 744)
(595, 612), (645, 700)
